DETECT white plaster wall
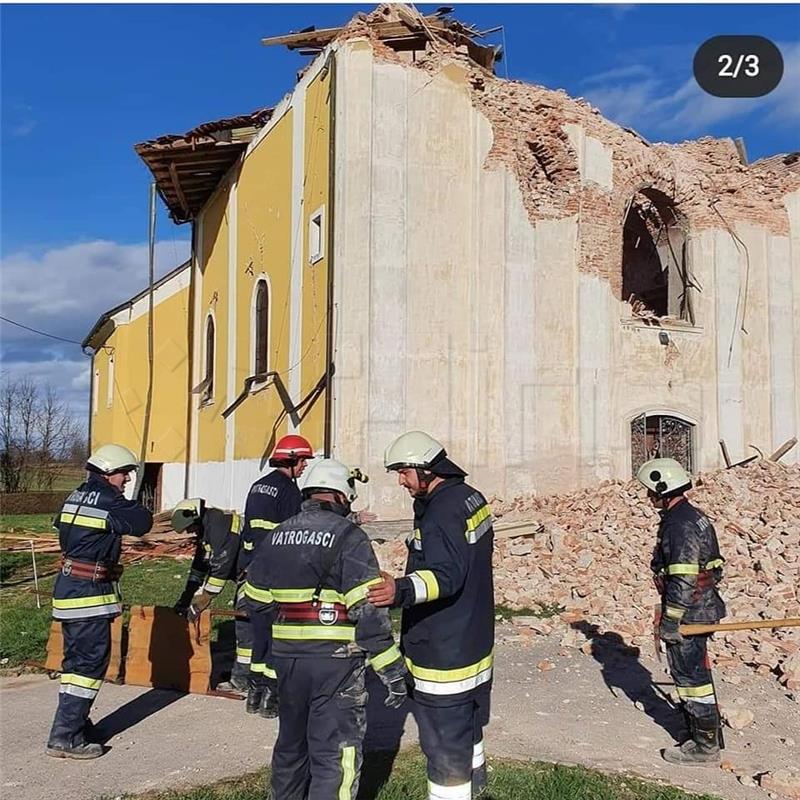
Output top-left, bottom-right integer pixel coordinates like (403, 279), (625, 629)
(785, 190), (800, 461)
(161, 462), (188, 510)
(331, 41), (797, 515)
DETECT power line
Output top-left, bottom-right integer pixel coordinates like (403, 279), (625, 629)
(0, 315), (84, 346)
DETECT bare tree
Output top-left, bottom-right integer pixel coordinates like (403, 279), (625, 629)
(0, 375), (85, 494)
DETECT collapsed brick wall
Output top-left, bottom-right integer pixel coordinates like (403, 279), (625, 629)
(373, 460), (800, 697)
(344, 5), (800, 302)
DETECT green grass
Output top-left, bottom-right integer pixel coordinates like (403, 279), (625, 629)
(0, 557), (236, 667)
(111, 751), (719, 800)
(0, 513), (58, 535)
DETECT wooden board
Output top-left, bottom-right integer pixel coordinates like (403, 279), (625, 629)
(124, 605), (212, 694)
(44, 617), (125, 682)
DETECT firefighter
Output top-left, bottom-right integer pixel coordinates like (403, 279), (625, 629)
(369, 431), (495, 800)
(244, 458), (407, 800)
(228, 434), (315, 693)
(637, 457), (726, 766)
(46, 444), (153, 759)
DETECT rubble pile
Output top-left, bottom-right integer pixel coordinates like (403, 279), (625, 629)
(373, 461), (800, 694)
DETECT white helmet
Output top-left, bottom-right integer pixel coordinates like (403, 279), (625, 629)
(636, 458), (692, 497)
(384, 431), (445, 470)
(171, 498), (204, 532)
(384, 431), (466, 477)
(86, 443), (139, 475)
(302, 458), (365, 502)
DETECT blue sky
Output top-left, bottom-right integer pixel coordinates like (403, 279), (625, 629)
(1, 3), (798, 416)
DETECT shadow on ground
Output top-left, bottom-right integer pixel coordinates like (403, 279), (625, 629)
(359, 670), (412, 799)
(571, 620), (686, 743)
(93, 688), (185, 744)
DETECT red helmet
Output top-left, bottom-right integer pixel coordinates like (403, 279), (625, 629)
(270, 434), (314, 465)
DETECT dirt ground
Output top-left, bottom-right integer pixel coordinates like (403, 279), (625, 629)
(1, 628), (798, 800)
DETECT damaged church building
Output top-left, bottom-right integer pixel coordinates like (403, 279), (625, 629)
(84, 6), (800, 515)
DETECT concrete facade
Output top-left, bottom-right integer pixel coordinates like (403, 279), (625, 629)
(330, 39), (800, 516)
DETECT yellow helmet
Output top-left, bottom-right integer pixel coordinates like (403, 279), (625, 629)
(171, 498), (203, 532)
(636, 458), (691, 497)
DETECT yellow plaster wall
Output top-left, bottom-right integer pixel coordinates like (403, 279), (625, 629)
(197, 188), (229, 462)
(89, 281), (190, 464)
(233, 111), (295, 461)
(300, 70), (331, 449)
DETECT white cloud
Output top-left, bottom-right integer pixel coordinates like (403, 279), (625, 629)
(582, 41), (800, 138)
(0, 238), (190, 426)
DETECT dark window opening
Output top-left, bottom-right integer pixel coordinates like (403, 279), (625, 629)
(622, 189), (695, 323)
(203, 315), (215, 403)
(254, 280), (269, 376)
(139, 462), (163, 512)
(631, 413), (694, 476)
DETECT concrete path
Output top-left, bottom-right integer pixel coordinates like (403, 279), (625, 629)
(2, 629), (798, 800)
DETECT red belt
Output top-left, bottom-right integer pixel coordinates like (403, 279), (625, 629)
(278, 600), (347, 623)
(61, 557), (123, 582)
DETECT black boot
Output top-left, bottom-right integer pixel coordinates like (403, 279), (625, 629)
(246, 687), (264, 715)
(46, 742), (104, 760)
(662, 715), (720, 766)
(259, 687), (279, 719)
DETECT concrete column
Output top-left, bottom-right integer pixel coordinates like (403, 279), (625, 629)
(714, 229), (745, 461)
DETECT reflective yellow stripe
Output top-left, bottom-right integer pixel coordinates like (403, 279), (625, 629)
(676, 683), (715, 698)
(665, 604), (686, 620)
(244, 582), (274, 604)
(60, 673), (103, 690)
(416, 570), (439, 602)
(237, 647), (252, 658)
(406, 651), (494, 683)
(230, 513), (242, 534)
(59, 513), (107, 530)
(338, 745), (356, 800)
(369, 644), (402, 672)
(206, 576), (227, 589)
(250, 519), (278, 530)
(705, 558), (724, 569)
(52, 594), (118, 609)
(271, 588), (346, 604)
(666, 563), (700, 575)
(466, 505), (491, 530)
(273, 624), (355, 642)
(344, 578), (383, 609)
(243, 541), (254, 551)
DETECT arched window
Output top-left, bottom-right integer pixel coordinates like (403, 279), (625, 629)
(622, 189), (694, 323)
(254, 279), (269, 377)
(631, 413), (694, 476)
(203, 314), (215, 402)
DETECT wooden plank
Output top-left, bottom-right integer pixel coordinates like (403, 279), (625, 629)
(168, 162), (191, 219)
(261, 18), (446, 49)
(769, 436), (797, 462)
(125, 605), (212, 694)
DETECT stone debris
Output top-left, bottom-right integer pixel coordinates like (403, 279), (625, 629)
(758, 770), (800, 800)
(373, 461), (800, 693)
(725, 707), (756, 731)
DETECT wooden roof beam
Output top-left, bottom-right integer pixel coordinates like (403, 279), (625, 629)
(168, 161), (191, 220)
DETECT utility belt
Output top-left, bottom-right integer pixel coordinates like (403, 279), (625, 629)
(61, 557), (123, 582)
(278, 600), (349, 626)
(653, 568), (718, 596)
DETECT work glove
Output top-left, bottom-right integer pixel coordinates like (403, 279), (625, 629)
(377, 663), (408, 709)
(659, 614), (683, 644)
(187, 589), (214, 623)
